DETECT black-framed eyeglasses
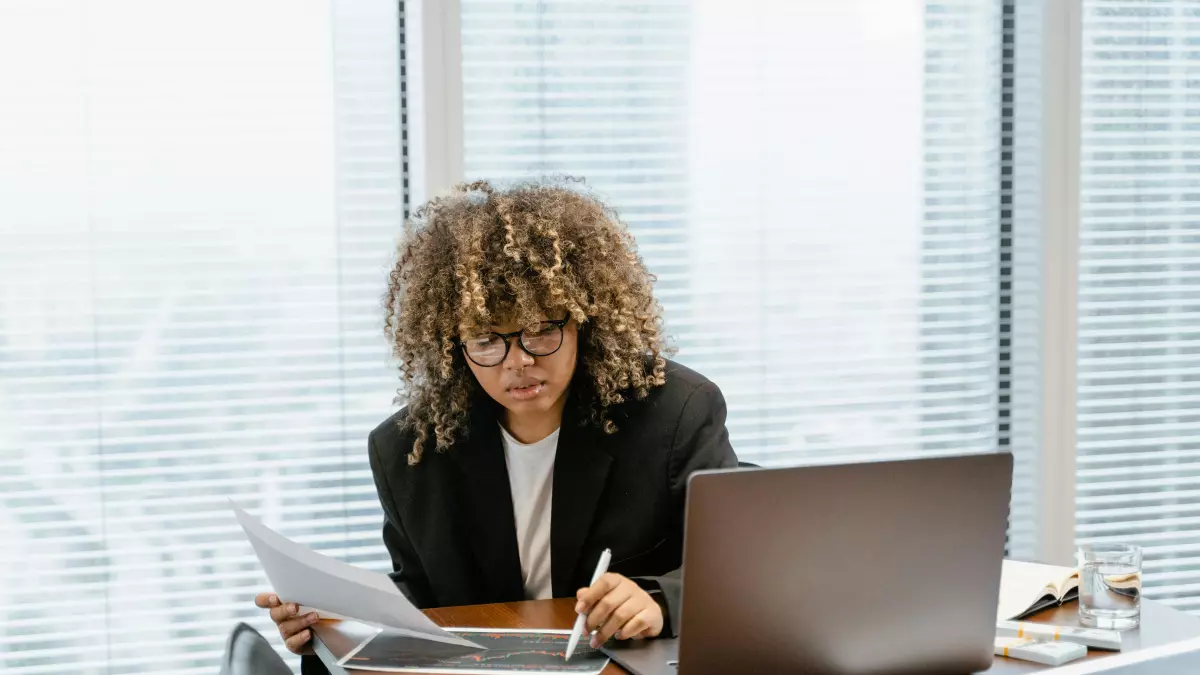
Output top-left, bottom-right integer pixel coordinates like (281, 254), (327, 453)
(459, 317), (570, 367)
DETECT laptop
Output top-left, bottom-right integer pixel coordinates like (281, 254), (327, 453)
(605, 452), (1012, 675)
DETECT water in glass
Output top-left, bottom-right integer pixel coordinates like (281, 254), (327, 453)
(1079, 559), (1141, 630)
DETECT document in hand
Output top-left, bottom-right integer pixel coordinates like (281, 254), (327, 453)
(232, 502), (481, 649)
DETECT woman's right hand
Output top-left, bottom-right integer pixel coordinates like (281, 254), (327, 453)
(254, 592), (321, 655)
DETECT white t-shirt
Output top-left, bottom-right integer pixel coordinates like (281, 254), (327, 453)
(499, 424), (559, 600)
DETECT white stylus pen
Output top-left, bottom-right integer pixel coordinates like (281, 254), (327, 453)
(565, 548), (612, 661)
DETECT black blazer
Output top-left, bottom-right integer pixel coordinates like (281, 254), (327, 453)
(302, 360), (736, 674)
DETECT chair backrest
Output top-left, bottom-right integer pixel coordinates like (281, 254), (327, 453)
(218, 622), (293, 675)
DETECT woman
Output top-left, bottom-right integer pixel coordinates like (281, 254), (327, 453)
(255, 180), (737, 670)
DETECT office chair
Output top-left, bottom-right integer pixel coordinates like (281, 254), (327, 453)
(218, 622), (293, 675)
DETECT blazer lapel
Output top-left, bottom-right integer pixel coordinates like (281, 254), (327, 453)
(551, 406), (613, 597)
(453, 400), (525, 603)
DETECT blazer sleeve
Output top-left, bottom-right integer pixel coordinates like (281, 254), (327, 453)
(368, 431), (437, 609)
(632, 380), (738, 637)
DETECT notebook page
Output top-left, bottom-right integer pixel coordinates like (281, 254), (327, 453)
(997, 560), (1079, 621)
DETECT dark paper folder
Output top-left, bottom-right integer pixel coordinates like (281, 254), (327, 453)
(339, 628), (611, 673)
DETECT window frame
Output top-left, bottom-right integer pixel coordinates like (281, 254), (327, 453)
(1039, 0), (1083, 566)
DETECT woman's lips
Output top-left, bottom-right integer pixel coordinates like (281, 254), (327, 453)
(507, 382), (545, 401)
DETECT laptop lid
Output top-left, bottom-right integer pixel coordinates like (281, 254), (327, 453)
(677, 452), (1012, 675)
(603, 638), (680, 675)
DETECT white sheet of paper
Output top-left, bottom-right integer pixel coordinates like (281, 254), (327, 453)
(232, 502), (480, 648)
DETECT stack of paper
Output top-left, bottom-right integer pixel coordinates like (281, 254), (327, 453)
(996, 620), (1122, 651)
(995, 637), (1087, 666)
(994, 620), (1123, 667)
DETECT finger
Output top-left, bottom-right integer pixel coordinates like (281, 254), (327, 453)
(575, 573), (623, 613)
(270, 602), (301, 625)
(593, 597), (642, 648)
(585, 584), (635, 633)
(254, 592), (277, 609)
(278, 612), (320, 639)
(614, 610), (648, 642)
(285, 628), (312, 654)
(617, 608), (662, 642)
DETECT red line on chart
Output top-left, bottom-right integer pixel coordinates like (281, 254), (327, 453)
(464, 633), (567, 642)
(463, 650), (565, 662)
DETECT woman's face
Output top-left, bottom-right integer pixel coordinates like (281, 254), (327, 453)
(462, 316), (579, 421)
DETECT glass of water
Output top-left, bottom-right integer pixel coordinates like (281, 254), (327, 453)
(1078, 543), (1142, 630)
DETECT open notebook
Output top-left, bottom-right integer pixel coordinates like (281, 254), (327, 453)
(997, 560), (1080, 621)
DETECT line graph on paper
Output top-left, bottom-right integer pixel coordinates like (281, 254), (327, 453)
(344, 629), (610, 674)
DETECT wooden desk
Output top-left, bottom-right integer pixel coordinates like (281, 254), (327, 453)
(312, 598), (1200, 675)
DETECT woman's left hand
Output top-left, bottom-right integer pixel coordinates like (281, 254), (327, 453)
(575, 572), (664, 648)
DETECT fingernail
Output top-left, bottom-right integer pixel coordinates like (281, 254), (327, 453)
(270, 595), (279, 606)
(308, 613), (319, 622)
(590, 636), (599, 649)
(291, 604), (299, 613)
(614, 631), (623, 640)
(575, 602), (584, 613)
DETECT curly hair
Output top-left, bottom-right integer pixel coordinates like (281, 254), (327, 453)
(384, 178), (669, 464)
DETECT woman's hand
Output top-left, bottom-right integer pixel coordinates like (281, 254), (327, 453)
(575, 573), (664, 648)
(254, 592), (320, 655)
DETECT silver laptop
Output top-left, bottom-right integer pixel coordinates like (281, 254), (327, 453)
(606, 453), (1012, 675)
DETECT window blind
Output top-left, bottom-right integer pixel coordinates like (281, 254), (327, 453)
(1077, 0), (1200, 613)
(0, 0), (404, 672)
(460, 0), (1008, 466)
